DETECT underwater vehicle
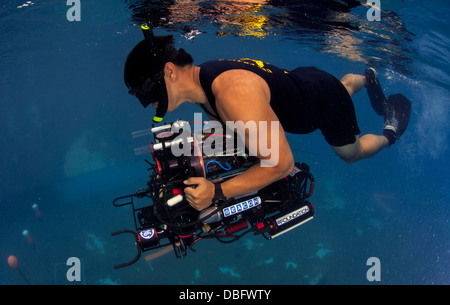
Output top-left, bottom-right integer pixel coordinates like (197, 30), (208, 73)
(111, 120), (315, 269)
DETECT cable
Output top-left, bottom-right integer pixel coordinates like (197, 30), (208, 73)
(214, 228), (253, 244)
(205, 160), (232, 173)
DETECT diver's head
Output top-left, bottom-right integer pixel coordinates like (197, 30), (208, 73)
(124, 35), (193, 123)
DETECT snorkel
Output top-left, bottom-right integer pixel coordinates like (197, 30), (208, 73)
(140, 23), (168, 123)
(125, 22), (176, 123)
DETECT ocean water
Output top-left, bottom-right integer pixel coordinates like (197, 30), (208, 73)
(0, 0), (448, 285)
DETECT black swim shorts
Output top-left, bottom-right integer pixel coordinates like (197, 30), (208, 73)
(289, 67), (361, 147)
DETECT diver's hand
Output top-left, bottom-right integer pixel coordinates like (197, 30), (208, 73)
(183, 177), (215, 211)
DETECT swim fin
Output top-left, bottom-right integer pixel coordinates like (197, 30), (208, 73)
(383, 94), (412, 145)
(365, 68), (387, 116)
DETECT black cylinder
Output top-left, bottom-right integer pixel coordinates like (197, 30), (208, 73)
(137, 228), (160, 250)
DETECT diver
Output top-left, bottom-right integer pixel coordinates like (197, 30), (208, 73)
(123, 32), (411, 212)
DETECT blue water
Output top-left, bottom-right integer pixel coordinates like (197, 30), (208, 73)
(0, 0), (449, 285)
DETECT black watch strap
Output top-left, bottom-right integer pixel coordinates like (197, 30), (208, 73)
(213, 183), (226, 203)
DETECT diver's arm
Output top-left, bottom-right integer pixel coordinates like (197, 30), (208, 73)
(215, 72), (294, 199)
(222, 156), (294, 199)
(184, 69), (294, 210)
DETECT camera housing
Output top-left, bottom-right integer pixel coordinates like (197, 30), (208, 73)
(111, 120), (315, 269)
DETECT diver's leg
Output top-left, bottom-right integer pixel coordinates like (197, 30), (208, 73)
(340, 74), (366, 97)
(331, 134), (389, 163)
(364, 68), (387, 116)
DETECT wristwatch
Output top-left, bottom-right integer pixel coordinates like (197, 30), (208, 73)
(213, 183), (226, 203)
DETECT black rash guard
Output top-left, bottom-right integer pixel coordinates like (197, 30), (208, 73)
(198, 59), (360, 147)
